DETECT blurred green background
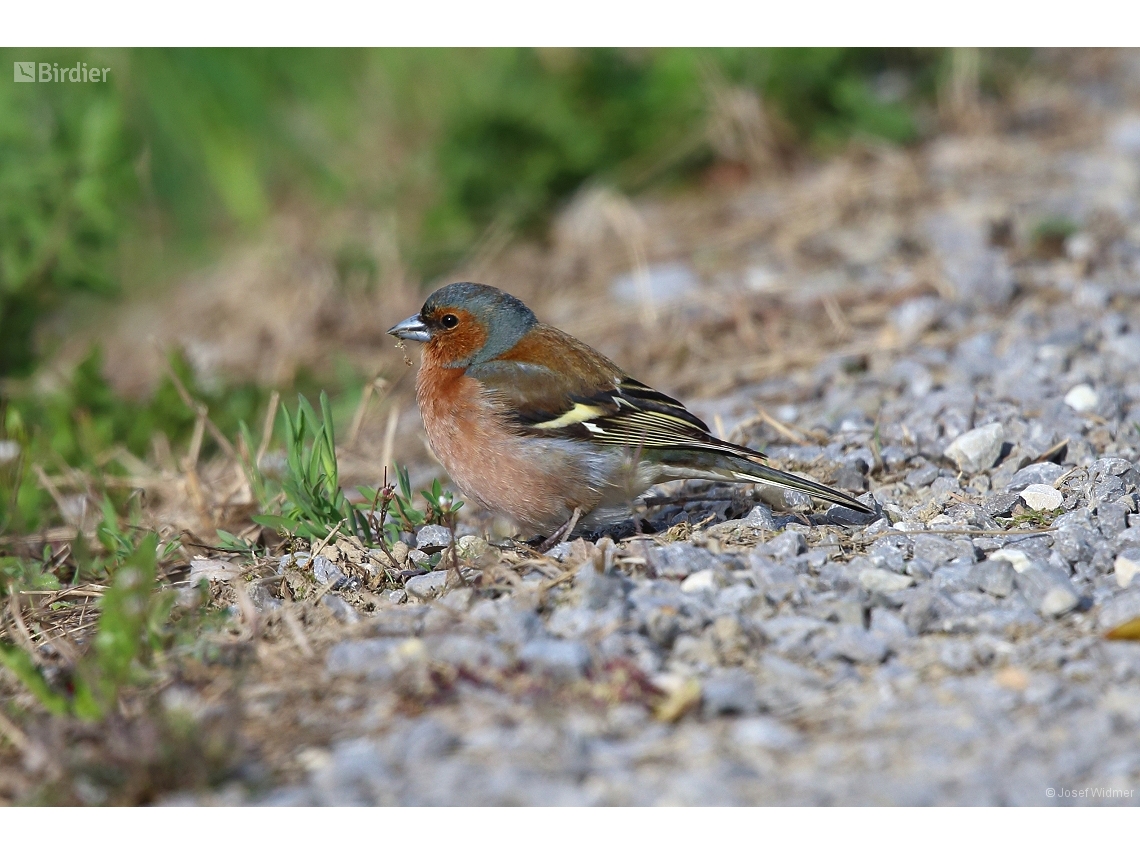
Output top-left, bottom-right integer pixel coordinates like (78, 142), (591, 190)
(1, 46), (1028, 535)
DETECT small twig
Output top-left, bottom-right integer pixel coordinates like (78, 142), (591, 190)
(1034, 438), (1068, 465)
(310, 520), (344, 560)
(756, 409), (810, 446)
(444, 507), (463, 589)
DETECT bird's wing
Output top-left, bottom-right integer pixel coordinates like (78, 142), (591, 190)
(466, 330), (753, 458)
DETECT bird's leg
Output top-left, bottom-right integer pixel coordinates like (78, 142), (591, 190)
(537, 507), (582, 553)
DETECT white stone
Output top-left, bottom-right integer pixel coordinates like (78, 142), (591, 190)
(1041, 587), (1079, 617)
(1020, 484), (1063, 511)
(988, 548), (1032, 573)
(858, 568), (915, 594)
(1116, 554), (1140, 588)
(1064, 384), (1098, 413)
(680, 569), (720, 593)
(1064, 232), (1095, 261)
(189, 558), (241, 584)
(944, 423), (1005, 474)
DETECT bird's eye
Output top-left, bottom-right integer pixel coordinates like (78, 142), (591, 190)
(441, 314), (459, 329)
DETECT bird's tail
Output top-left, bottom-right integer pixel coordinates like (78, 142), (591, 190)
(706, 450), (874, 515)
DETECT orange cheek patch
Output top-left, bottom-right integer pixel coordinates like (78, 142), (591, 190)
(424, 308), (487, 366)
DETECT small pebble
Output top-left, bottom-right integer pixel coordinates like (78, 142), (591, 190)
(1117, 551), (1140, 588)
(944, 424), (1005, 474)
(859, 568), (915, 594)
(1064, 384), (1098, 413)
(1020, 484), (1062, 511)
(680, 569), (722, 593)
(405, 570), (448, 601)
(416, 525), (454, 551)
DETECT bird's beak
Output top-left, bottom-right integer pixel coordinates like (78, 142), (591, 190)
(387, 314), (430, 342)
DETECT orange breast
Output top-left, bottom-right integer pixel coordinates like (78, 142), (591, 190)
(414, 359), (604, 533)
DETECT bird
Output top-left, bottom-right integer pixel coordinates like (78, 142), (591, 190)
(388, 282), (874, 546)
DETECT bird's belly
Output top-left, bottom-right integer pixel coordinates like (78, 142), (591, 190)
(416, 378), (619, 532)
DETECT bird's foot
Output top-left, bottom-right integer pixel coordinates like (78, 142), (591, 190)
(536, 507), (582, 553)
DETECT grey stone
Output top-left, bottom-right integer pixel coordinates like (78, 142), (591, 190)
(869, 541), (908, 573)
(869, 608), (911, 640)
(1090, 457), (1134, 479)
(405, 570), (449, 601)
(924, 212), (1015, 307)
(731, 717), (804, 750)
(939, 641), (976, 672)
(311, 555), (344, 585)
(399, 718), (460, 764)
(900, 587), (960, 635)
(367, 607), (427, 636)
(969, 560), (1016, 598)
(1014, 561), (1080, 617)
(650, 543), (717, 580)
(739, 504), (777, 531)
(321, 594), (359, 624)
(859, 567), (915, 594)
(1054, 527), (1095, 565)
(702, 669), (760, 715)
(1004, 462), (1065, 493)
(759, 530), (807, 561)
(407, 549), (432, 567)
(834, 465), (868, 494)
(425, 634), (512, 671)
(325, 639), (401, 680)
(912, 534), (973, 567)
(823, 626), (889, 664)
(757, 615), (830, 658)
(1099, 501), (1131, 538)
(983, 492), (1020, 517)
(415, 525), (454, 552)
(944, 423), (1005, 473)
(248, 583), (285, 612)
(932, 564), (975, 593)
(576, 565), (630, 610)
(519, 639), (591, 679)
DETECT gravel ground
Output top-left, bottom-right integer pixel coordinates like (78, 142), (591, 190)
(194, 95), (1140, 807)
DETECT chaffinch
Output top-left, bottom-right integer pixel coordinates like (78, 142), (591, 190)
(388, 282), (873, 542)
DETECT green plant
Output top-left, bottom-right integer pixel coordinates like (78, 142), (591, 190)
(0, 531), (176, 720)
(254, 391), (373, 543)
(0, 550), (62, 597)
(0, 52), (133, 376)
(357, 466), (463, 545)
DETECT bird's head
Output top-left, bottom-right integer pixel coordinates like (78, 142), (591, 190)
(387, 282), (537, 368)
